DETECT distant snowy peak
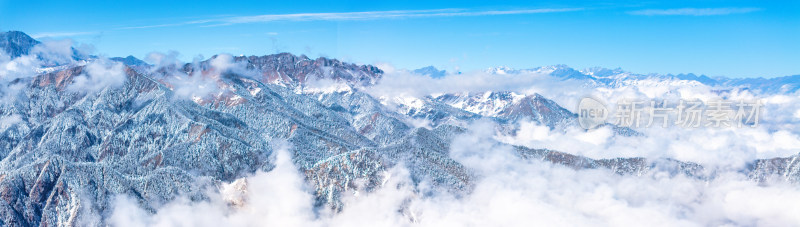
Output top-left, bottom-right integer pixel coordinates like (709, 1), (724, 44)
(484, 65), (582, 77)
(485, 66), (515, 75)
(581, 66), (626, 77)
(413, 66), (447, 78)
(110, 55), (149, 67)
(482, 64), (800, 93)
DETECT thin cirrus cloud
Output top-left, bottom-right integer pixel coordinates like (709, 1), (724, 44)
(628, 7), (762, 16)
(30, 31), (98, 39)
(119, 8), (583, 29)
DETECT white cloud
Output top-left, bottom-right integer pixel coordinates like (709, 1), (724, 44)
(366, 67), (800, 169)
(209, 53), (254, 77)
(218, 8), (582, 25)
(0, 38), (86, 103)
(169, 74), (220, 101)
(0, 39), (77, 80)
(30, 31), (97, 39)
(120, 8), (583, 29)
(108, 122), (800, 226)
(152, 53), (259, 101)
(498, 118), (800, 169)
(0, 54), (41, 81)
(628, 8), (761, 16)
(68, 58), (127, 93)
(145, 51), (182, 69)
(109, 140), (321, 227)
(31, 39), (76, 65)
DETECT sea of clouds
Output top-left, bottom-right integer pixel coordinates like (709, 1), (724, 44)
(107, 62), (800, 226)
(3, 41), (800, 225)
(108, 121), (800, 226)
(368, 67), (800, 167)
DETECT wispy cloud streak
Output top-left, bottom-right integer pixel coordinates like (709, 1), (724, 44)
(119, 8), (582, 29)
(628, 7), (761, 16)
(30, 31), (97, 38)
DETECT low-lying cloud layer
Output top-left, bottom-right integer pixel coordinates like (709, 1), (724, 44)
(369, 66), (800, 166)
(109, 121), (800, 226)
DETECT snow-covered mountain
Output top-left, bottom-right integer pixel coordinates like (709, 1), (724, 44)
(1, 31), (799, 226)
(413, 66), (447, 78)
(477, 64), (800, 93)
(0, 31), (39, 59)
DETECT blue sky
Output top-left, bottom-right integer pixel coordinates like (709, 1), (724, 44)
(1, 0), (798, 78)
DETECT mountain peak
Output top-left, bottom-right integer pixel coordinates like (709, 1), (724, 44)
(189, 52), (385, 88)
(485, 66), (515, 74)
(581, 66), (626, 77)
(110, 55), (149, 66)
(0, 31), (40, 58)
(413, 66), (447, 78)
